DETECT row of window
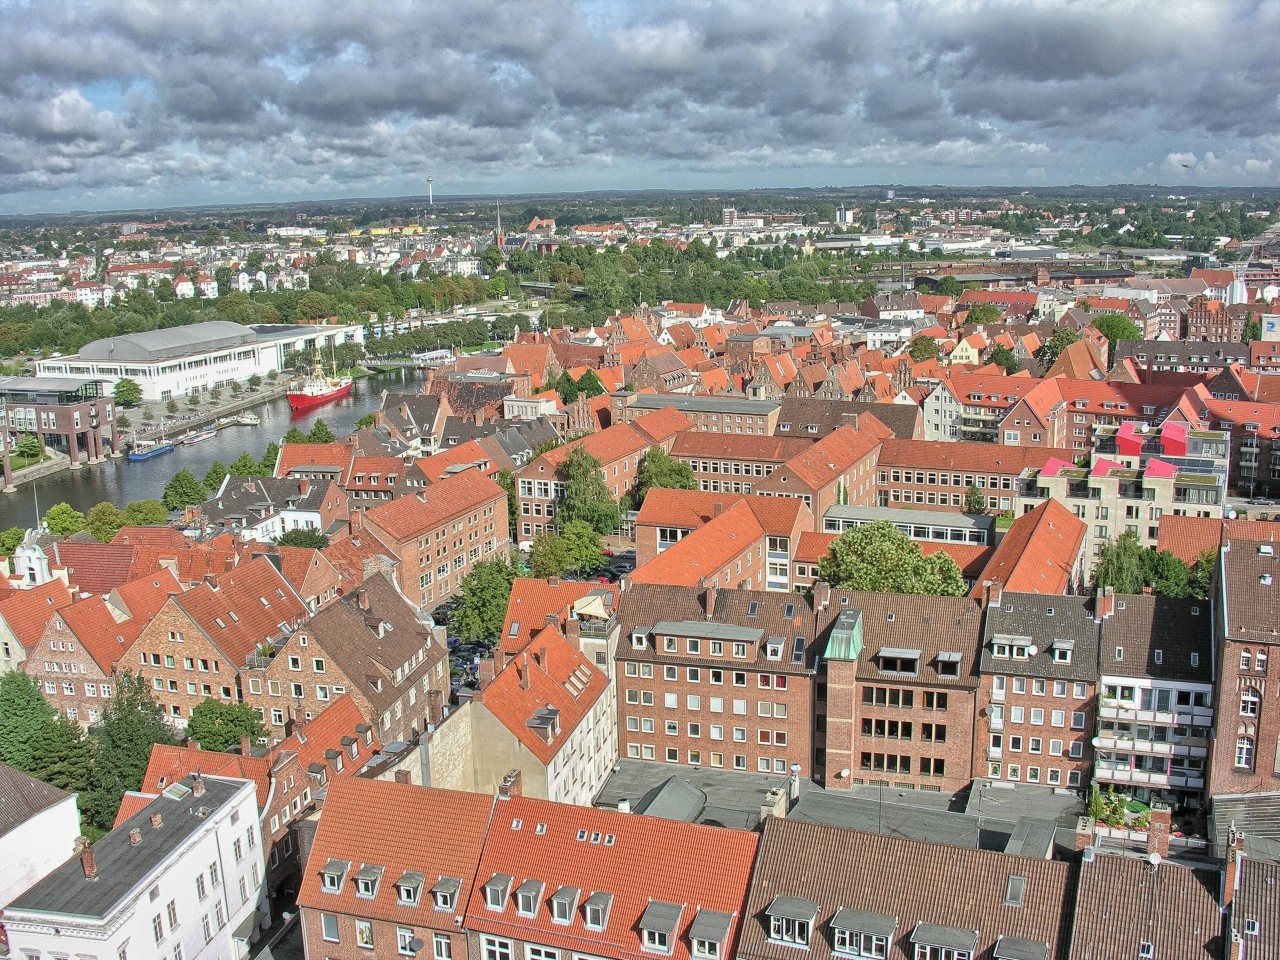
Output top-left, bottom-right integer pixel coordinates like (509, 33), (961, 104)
(319, 913), (453, 958)
(626, 717), (791, 744)
(624, 691), (790, 712)
(625, 743), (791, 772)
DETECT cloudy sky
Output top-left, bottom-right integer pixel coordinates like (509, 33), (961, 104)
(2, 0), (1279, 214)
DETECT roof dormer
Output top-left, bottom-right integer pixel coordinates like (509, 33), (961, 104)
(640, 900), (684, 955)
(766, 896), (818, 948)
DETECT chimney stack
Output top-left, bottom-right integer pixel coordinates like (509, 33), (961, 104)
(355, 589), (370, 611)
(982, 580), (1003, 610)
(1223, 823), (1244, 908)
(1146, 802), (1172, 859)
(1073, 816), (1094, 853)
(77, 837), (97, 880)
(700, 579), (718, 620)
(150, 812), (163, 829)
(812, 580), (832, 613)
(240, 734), (252, 756)
(499, 769), (523, 798)
(192, 773), (205, 798)
(129, 828), (142, 846)
(617, 798), (631, 813)
(518, 655), (531, 690)
(394, 769), (411, 785)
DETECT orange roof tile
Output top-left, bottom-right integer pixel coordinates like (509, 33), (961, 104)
(974, 500), (1085, 596)
(139, 744), (272, 809)
(466, 794), (758, 960)
(364, 469), (505, 543)
(629, 406), (692, 446)
(500, 578), (620, 657)
(112, 791), (158, 828)
(274, 442), (354, 482)
(635, 488), (807, 538)
(60, 595), (142, 674)
(0, 579), (75, 651)
(277, 693), (382, 775)
(779, 424), (886, 489)
(1156, 515), (1279, 566)
(629, 500), (764, 587)
(49, 541), (137, 595)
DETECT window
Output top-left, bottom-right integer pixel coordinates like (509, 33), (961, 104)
(769, 916), (811, 946)
(196, 874), (207, 900)
(397, 929), (417, 957)
(482, 937), (513, 960)
(644, 930), (670, 953)
(1241, 687), (1261, 717)
(153, 913), (165, 944)
(1236, 736), (1255, 769)
(584, 893), (612, 930)
(167, 900), (178, 929)
(434, 934), (453, 960)
(356, 919), (374, 949)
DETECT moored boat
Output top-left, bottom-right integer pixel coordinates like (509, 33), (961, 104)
(127, 439), (175, 462)
(287, 361), (353, 412)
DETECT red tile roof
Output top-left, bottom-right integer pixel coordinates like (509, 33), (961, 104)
(1156, 515), (1279, 566)
(536, 423), (649, 473)
(629, 406), (692, 445)
(364, 469), (505, 543)
(414, 440), (505, 484)
(297, 778), (495, 926)
(975, 500), (1085, 597)
(479, 631), (609, 764)
(630, 500), (764, 587)
(501, 578), (620, 657)
(49, 541), (137, 595)
(0, 579), (75, 651)
(274, 442), (354, 482)
(636, 488), (807, 538)
(466, 794), (758, 960)
(109, 568), (185, 621)
(779, 423), (886, 489)
(138, 744), (272, 810)
(60, 595), (142, 674)
(277, 693), (382, 776)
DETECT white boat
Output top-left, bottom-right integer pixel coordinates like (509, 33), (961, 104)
(233, 413), (262, 426)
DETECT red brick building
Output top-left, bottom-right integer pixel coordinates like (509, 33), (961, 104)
(876, 439), (1073, 513)
(362, 467), (508, 610)
(669, 431), (810, 495)
(754, 423), (886, 516)
(616, 583), (818, 776)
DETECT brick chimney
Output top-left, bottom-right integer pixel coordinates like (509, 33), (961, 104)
(426, 688), (444, 724)
(240, 735), (252, 756)
(394, 769), (411, 785)
(812, 580), (831, 613)
(701, 579), (718, 620)
(982, 580), (1003, 610)
(355, 588), (370, 611)
(547, 576), (559, 587)
(129, 828), (142, 846)
(545, 612), (560, 628)
(1223, 822), (1244, 908)
(565, 617), (580, 645)
(150, 812), (163, 829)
(192, 773), (205, 798)
(298, 477), (311, 497)
(1095, 585), (1117, 621)
(518, 654), (531, 690)
(499, 769), (523, 798)
(77, 837), (97, 879)
(1146, 802), (1171, 859)
(477, 656), (497, 688)
(1074, 816), (1094, 853)
(713, 501), (725, 517)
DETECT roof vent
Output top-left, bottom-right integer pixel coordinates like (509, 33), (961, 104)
(1260, 544), (1274, 557)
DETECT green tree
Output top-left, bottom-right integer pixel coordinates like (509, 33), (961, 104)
(1243, 313), (1261, 344)
(121, 499), (170, 526)
(116, 413), (131, 430)
(283, 427), (309, 445)
(15, 433), (43, 460)
(83, 671), (176, 830)
(308, 420), (337, 443)
(454, 557), (516, 645)
(1038, 327), (1081, 368)
(247, 373), (263, 390)
(935, 276), (964, 298)
(552, 370), (579, 403)
(817, 520), (966, 596)
(204, 460), (229, 491)
(0, 672), (56, 774)
(267, 370), (279, 383)
(560, 445), (622, 534)
(162, 469), (208, 511)
(355, 413), (376, 429)
(963, 483), (987, 514)
(31, 713), (92, 794)
(186, 699), (267, 752)
(260, 441), (280, 475)
(967, 302), (1002, 325)
(496, 469), (518, 533)
(989, 344), (1019, 374)
(1090, 313), (1142, 357)
(1188, 548), (1215, 599)
(43, 502), (86, 536)
(229, 452), (264, 476)
(908, 336), (940, 363)
(1092, 531), (1146, 595)
(575, 369), (606, 398)
(165, 399), (179, 416)
(636, 446), (698, 502)
(0, 527), (24, 555)
(112, 377), (143, 406)
(560, 519), (605, 574)
(529, 530), (573, 578)
(1140, 548), (1191, 598)
(277, 528), (330, 549)
(85, 502), (125, 543)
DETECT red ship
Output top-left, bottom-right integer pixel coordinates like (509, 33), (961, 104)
(287, 362), (354, 412)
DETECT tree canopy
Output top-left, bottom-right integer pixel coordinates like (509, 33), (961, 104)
(817, 520), (966, 596)
(85, 502), (125, 543)
(989, 344), (1019, 374)
(186, 699), (267, 753)
(277, 528), (330, 549)
(162, 469), (208, 511)
(83, 671), (176, 830)
(1090, 313), (1142, 357)
(43, 502), (85, 536)
(453, 557), (516, 645)
(636, 446), (698, 502)
(1092, 531), (1199, 598)
(908, 336), (940, 363)
(967, 302), (1002, 325)
(111, 377), (143, 406)
(559, 445), (621, 534)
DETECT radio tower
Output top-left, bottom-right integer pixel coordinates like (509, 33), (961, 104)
(427, 174), (434, 207)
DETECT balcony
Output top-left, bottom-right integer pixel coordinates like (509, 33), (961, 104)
(987, 745), (1002, 760)
(576, 616), (617, 639)
(1098, 704), (1178, 725)
(989, 716), (1004, 732)
(1092, 736), (1208, 758)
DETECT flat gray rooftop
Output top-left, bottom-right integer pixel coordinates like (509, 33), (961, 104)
(10, 775), (246, 919)
(824, 505), (996, 532)
(621, 394), (780, 415)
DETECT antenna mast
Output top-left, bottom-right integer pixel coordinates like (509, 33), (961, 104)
(427, 175), (434, 207)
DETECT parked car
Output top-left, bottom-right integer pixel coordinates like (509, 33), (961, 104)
(1250, 497), (1274, 506)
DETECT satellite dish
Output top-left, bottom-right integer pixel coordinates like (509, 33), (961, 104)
(410, 939), (425, 953)
(1148, 852), (1162, 868)
(839, 768), (851, 779)
(1027, 645), (1039, 656)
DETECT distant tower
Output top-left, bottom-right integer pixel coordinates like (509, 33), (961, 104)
(427, 175), (434, 207)
(495, 200), (504, 248)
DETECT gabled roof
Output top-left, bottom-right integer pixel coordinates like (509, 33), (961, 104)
(739, 817), (1070, 960)
(629, 501), (765, 587)
(1155, 515), (1277, 567)
(501, 578), (621, 657)
(109, 568), (185, 621)
(535, 423), (650, 472)
(321, 528), (398, 591)
(480, 630), (609, 764)
(0, 578), (75, 651)
(414, 439), (513, 484)
(274, 441), (354, 481)
(0, 761), (72, 838)
(974, 500), (1085, 597)
(296, 778), (496, 926)
(466, 794), (757, 960)
(136, 744), (273, 815)
(636, 488), (808, 539)
(59, 595), (140, 674)
(276, 693), (383, 778)
(49, 541), (138, 595)
(629, 405), (692, 446)
(364, 469), (504, 543)
(776, 423), (887, 489)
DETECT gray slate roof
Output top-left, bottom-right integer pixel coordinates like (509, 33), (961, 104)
(981, 593), (1100, 682)
(0, 762), (72, 838)
(79, 321), (252, 362)
(10, 775), (244, 919)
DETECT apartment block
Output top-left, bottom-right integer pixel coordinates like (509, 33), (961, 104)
(754, 423), (885, 516)
(616, 583), (818, 777)
(669, 431), (811, 495)
(977, 590), (1101, 790)
(362, 467), (508, 609)
(819, 587), (984, 793)
(877, 439), (1072, 513)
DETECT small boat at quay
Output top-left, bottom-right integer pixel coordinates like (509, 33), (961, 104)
(127, 438), (175, 461)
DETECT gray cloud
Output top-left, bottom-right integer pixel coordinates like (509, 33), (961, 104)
(1, 0), (1279, 212)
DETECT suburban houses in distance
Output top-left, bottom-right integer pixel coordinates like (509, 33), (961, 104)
(4, 190), (1280, 960)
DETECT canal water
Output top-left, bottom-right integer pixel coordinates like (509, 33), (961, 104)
(0, 369), (426, 529)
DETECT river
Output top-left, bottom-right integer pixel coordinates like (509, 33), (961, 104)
(0, 368), (427, 529)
